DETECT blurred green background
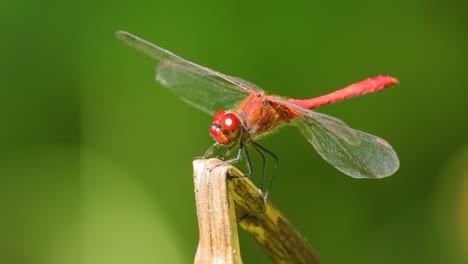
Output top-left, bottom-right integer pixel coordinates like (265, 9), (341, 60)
(1, 0), (467, 263)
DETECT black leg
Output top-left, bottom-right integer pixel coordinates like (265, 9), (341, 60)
(216, 143), (237, 160)
(216, 143), (242, 165)
(207, 142), (242, 171)
(208, 143), (253, 179)
(228, 143), (253, 178)
(251, 143), (266, 191)
(251, 141), (279, 201)
(194, 142), (220, 159)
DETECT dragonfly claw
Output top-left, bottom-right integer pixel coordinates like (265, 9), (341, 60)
(257, 189), (269, 205)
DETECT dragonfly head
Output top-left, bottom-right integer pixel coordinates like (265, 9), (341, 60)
(210, 110), (242, 145)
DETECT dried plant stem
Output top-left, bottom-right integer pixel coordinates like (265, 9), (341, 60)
(193, 159), (321, 264)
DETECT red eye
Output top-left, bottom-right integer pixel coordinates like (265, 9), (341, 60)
(212, 110), (226, 122)
(210, 125), (221, 137)
(210, 124), (229, 144)
(221, 113), (239, 131)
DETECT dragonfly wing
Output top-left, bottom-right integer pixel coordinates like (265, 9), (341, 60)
(116, 31), (264, 95)
(156, 61), (248, 115)
(292, 109), (399, 178)
(269, 98), (361, 145)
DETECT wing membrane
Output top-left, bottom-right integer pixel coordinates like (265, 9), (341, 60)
(272, 99), (399, 178)
(156, 61), (248, 115)
(293, 111), (399, 178)
(270, 98), (361, 146)
(270, 98), (399, 178)
(117, 31), (264, 113)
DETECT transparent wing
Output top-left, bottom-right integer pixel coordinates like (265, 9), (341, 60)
(156, 61), (250, 115)
(272, 98), (399, 178)
(269, 98), (362, 146)
(117, 31), (264, 115)
(294, 110), (399, 178)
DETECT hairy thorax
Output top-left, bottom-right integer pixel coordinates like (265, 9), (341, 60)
(234, 93), (295, 141)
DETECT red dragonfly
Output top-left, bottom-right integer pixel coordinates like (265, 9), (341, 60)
(117, 31), (400, 195)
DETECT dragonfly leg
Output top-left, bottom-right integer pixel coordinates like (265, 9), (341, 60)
(227, 143), (253, 178)
(216, 143), (237, 160)
(208, 143), (253, 178)
(251, 141), (279, 202)
(251, 143), (266, 192)
(193, 142), (220, 159)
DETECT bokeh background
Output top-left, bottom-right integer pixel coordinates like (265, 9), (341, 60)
(2, 0), (468, 263)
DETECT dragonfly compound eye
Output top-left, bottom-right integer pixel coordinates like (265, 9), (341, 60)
(212, 110), (226, 122)
(210, 124), (230, 144)
(220, 113), (241, 143)
(221, 113), (239, 131)
(209, 111), (242, 145)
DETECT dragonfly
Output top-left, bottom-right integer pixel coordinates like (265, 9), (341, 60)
(116, 31), (400, 198)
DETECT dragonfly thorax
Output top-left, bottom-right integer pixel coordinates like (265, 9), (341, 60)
(210, 110), (243, 145)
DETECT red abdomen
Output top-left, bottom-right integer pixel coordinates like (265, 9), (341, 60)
(287, 75), (398, 110)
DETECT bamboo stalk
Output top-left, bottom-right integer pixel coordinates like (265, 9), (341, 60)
(193, 159), (321, 264)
